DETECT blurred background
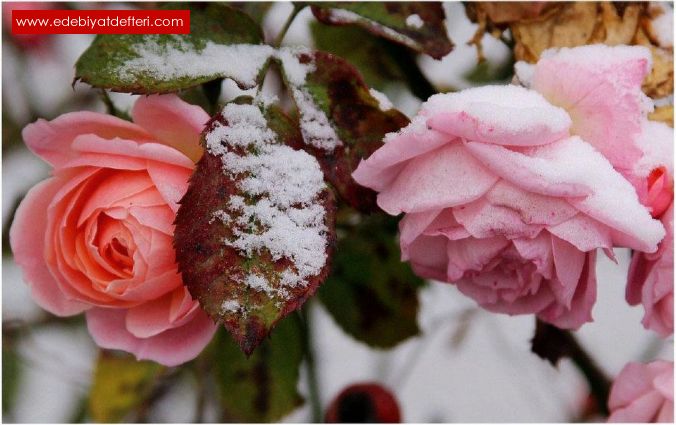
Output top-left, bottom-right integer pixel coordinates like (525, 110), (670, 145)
(2, 1), (673, 422)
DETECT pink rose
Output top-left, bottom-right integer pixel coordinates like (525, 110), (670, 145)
(627, 203), (674, 337)
(608, 360), (674, 423)
(9, 94), (217, 366)
(625, 112), (674, 337)
(353, 85), (664, 329)
(515, 44), (653, 174)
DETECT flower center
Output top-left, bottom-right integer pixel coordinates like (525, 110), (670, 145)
(95, 213), (136, 278)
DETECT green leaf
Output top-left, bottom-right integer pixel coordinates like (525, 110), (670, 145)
(277, 50), (409, 212)
(174, 97), (336, 355)
(212, 316), (304, 422)
(319, 211), (424, 348)
(310, 2), (453, 59)
(88, 351), (164, 422)
(2, 334), (21, 415)
(310, 22), (404, 91)
(75, 3), (269, 94)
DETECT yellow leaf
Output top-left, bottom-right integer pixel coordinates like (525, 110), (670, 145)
(649, 105), (674, 127)
(88, 351), (164, 422)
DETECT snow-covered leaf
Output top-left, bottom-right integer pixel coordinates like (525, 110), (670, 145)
(310, 2), (453, 59)
(276, 49), (409, 212)
(174, 97), (335, 355)
(319, 212), (424, 348)
(211, 318), (304, 421)
(75, 4), (269, 94)
(88, 351), (164, 422)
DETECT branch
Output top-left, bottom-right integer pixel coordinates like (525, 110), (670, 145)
(531, 319), (611, 416)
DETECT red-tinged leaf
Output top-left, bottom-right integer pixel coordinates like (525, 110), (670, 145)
(310, 2), (453, 59)
(276, 49), (409, 212)
(174, 97), (336, 355)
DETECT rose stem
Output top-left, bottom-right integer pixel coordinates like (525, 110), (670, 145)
(300, 302), (323, 422)
(533, 320), (611, 416)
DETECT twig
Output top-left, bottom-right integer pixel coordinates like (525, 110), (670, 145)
(274, 3), (305, 48)
(300, 302), (322, 422)
(531, 320), (611, 416)
(380, 40), (437, 99)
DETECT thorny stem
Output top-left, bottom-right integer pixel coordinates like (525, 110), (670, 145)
(300, 302), (322, 422)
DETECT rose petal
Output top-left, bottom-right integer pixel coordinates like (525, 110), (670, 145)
(538, 250), (596, 329)
(77, 171), (154, 227)
(549, 213), (613, 252)
(131, 94), (208, 163)
(530, 45), (652, 171)
(377, 142), (498, 214)
(146, 161), (193, 213)
(424, 85), (571, 146)
(352, 126), (450, 192)
(405, 234), (449, 282)
(446, 236), (510, 281)
(399, 210), (442, 251)
(452, 196), (543, 240)
(466, 136), (665, 252)
(125, 288), (196, 338)
(608, 391), (667, 422)
(21, 111), (151, 167)
(86, 307), (217, 367)
(68, 134), (194, 169)
(9, 177), (89, 316)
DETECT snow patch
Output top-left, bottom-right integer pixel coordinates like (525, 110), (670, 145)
(119, 36), (273, 88)
(276, 48), (343, 152)
(206, 101), (329, 299)
(406, 14), (424, 29)
(221, 300), (240, 313)
(369, 88), (394, 111)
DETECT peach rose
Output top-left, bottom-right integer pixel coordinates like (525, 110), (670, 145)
(353, 85), (664, 329)
(608, 360), (674, 423)
(9, 94), (216, 366)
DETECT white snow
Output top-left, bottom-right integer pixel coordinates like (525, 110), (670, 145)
(466, 136), (666, 252)
(119, 36), (274, 88)
(291, 87), (343, 151)
(514, 61), (535, 88)
(633, 120), (674, 178)
(206, 101), (329, 297)
(244, 274), (276, 295)
(417, 2), (511, 91)
(221, 299), (240, 313)
(539, 44), (653, 71)
(401, 85), (571, 142)
(406, 14), (424, 29)
(275, 47), (315, 86)
(648, 2), (674, 48)
(369, 88), (394, 111)
(274, 48), (343, 152)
